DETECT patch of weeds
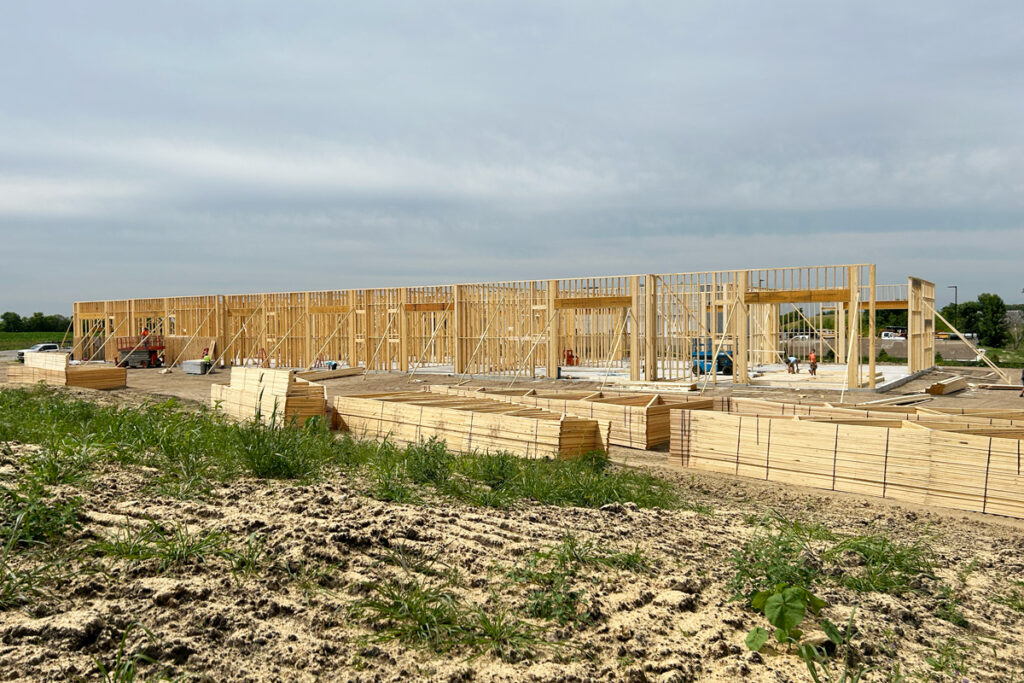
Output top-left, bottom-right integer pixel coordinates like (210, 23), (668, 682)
(0, 519), (52, 610)
(369, 457), (417, 503)
(90, 518), (230, 572)
(377, 544), (447, 579)
(350, 577), (464, 651)
(27, 438), (99, 486)
(461, 606), (545, 662)
(729, 522), (825, 601)
(922, 636), (973, 681)
(935, 584), (968, 628)
(823, 534), (935, 595)
(93, 621), (176, 683)
(286, 561), (342, 602)
(230, 533), (269, 576)
(0, 479), (82, 547)
(404, 438), (453, 486)
(541, 534), (656, 574)
(994, 581), (1024, 614)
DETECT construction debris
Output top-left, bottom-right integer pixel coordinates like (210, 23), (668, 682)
(925, 375), (968, 395)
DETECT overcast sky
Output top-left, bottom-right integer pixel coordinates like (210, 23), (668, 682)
(1, 2), (1022, 313)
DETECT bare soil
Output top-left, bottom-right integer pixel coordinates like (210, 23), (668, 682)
(2, 365), (1024, 681)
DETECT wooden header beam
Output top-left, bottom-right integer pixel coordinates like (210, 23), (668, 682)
(554, 295), (631, 310)
(744, 288), (850, 305)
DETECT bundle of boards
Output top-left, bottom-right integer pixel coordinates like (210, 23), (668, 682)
(211, 367), (327, 425)
(7, 352), (126, 390)
(670, 396), (1024, 519)
(427, 385), (713, 449)
(332, 390), (611, 458)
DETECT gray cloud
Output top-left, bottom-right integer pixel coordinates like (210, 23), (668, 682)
(1, 1), (1022, 313)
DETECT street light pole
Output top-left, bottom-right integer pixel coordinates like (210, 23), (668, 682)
(947, 285), (958, 333)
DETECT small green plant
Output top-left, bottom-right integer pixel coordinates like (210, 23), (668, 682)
(922, 636), (973, 680)
(0, 479), (82, 547)
(994, 581), (1024, 613)
(935, 584), (968, 627)
(0, 517), (52, 610)
(93, 622), (164, 683)
(796, 609), (872, 683)
(745, 584), (828, 650)
(461, 606), (545, 662)
(230, 533), (269, 575)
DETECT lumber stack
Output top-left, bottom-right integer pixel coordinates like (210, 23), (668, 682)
(211, 367), (326, 425)
(428, 385), (713, 449)
(670, 399), (1024, 519)
(332, 391), (611, 458)
(7, 353), (126, 390)
(926, 376), (968, 395)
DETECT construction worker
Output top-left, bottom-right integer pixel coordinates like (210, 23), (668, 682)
(202, 352), (212, 375)
(808, 351), (817, 377)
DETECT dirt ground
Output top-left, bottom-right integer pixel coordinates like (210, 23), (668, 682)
(2, 364), (1024, 681)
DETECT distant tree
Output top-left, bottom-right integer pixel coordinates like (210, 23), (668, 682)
(876, 310), (908, 329)
(977, 293), (1008, 347)
(0, 311), (23, 333)
(954, 301), (982, 335)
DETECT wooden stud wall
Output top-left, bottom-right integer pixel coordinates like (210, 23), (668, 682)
(73, 264), (929, 384)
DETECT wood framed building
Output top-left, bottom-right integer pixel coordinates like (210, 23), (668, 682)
(73, 264), (933, 388)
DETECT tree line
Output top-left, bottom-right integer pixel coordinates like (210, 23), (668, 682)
(940, 293), (1011, 347)
(0, 312), (73, 334)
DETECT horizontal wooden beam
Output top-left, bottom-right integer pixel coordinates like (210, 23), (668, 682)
(744, 288), (851, 304)
(554, 295), (631, 309)
(308, 305), (352, 315)
(405, 302), (453, 312)
(861, 300), (908, 311)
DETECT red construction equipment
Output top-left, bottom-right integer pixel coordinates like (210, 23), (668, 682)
(115, 334), (165, 368)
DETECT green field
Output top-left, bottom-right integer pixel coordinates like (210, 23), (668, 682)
(0, 331), (68, 351)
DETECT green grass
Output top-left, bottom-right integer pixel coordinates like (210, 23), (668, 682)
(731, 515), (938, 604)
(89, 518), (231, 572)
(0, 331), (65, 352)
(0, 386), (689, 512)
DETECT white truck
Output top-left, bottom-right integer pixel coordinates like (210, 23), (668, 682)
(16, 342), (63, 362)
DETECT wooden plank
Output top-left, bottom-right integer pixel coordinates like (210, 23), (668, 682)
(926, 376), (968, 396)
(405, 302), (453, 312)
(744, 288), (851, 304)
(294, 367), (364, 380)
(553, 295), (632, 309)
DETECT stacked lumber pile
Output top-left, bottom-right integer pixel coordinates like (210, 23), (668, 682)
(926, 376), (968, 395)
(333, 390), (610, 458)
(7, 352), (126, 390)
(428, 385), (713, 449)
(670, 398), (1024, 519)
(210, 367), (326, 425)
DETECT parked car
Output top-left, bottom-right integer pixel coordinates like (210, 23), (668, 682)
(881, 331), (906, 341)
(16, 342), (61, 362)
